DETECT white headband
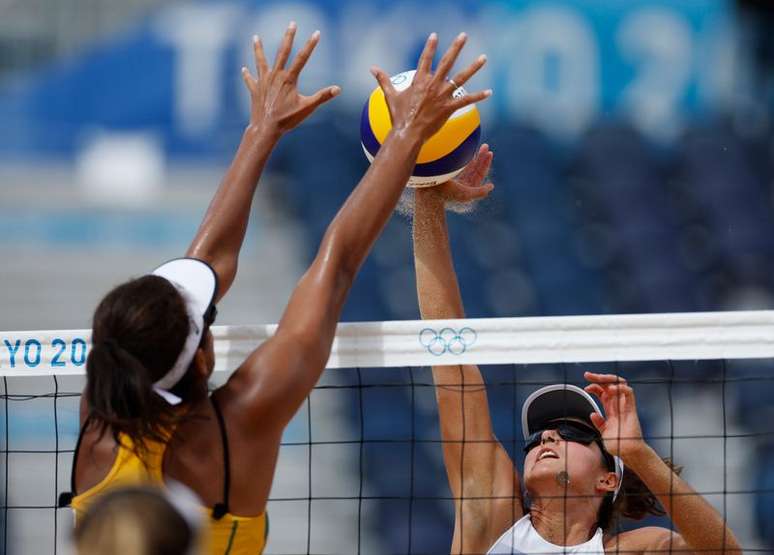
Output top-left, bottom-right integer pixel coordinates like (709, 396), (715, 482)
(612, 457), (624, 501)
(152, 283), (204, 405)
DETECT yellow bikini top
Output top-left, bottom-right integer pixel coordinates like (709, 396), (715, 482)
(60, 397), (267, 555)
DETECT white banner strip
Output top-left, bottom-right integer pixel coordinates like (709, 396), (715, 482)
(1, 310), (774, 377)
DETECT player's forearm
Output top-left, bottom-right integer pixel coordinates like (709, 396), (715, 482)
(413, 188), (465, 320)
(319, 126), (423, 282)
(187, 124), (279, 300)
(272, 126), (423, 343)
(433, 364), (493, 460)
(413, 186), (494, 434)
(268, 127), (425, 397)
(412, 189), (498, 504)
(625, 443), (741, 554)
(413, 189), (485, 432)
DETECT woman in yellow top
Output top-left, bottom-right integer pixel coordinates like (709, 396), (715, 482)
(60, 26), (491, 554)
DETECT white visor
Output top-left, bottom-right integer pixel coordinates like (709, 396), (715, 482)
(150, 258), (218, 404)
(522, 384), (625, 500)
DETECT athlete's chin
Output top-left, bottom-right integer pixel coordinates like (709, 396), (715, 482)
(524, 467), (563, 489)
(527, 458), (561, 476)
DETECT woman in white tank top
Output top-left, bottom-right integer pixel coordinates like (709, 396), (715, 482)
(411, 146), (742, 555)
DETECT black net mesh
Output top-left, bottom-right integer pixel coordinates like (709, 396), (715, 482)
(1, 360), (773, 554)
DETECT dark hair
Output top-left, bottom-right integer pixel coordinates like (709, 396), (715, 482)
(85, 275), (191, 455)
(74, 485), (195, 555)
(598, 457), (683, 532)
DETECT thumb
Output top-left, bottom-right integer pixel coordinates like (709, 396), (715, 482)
(590, 412), (606, 432)
(371, 66), (394, 97)
(306, 85), (341, 109)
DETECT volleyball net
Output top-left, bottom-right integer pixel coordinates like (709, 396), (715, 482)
(2, 311), (774, 553)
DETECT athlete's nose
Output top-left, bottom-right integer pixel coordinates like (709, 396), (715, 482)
(540, 429), (560, 445)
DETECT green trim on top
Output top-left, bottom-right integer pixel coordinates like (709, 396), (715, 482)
(223, 521), (239, 555)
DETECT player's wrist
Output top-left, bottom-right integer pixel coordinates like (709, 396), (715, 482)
(387, 123), (425, 148)
(245, 121), (282, 145)
(414, 187), (446, 212)
(619, 439), (657, 471)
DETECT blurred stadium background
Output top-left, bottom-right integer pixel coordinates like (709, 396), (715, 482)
(1, 0), (773, 553)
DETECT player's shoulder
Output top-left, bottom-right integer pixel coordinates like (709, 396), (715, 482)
(604, 527), (688, 555)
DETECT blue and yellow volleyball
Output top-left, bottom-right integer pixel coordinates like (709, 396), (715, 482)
(360, 70), (482, 187)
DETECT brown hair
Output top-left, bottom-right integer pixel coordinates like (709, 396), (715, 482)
(85, 275), (191, 454)
(598, 457), (683, 532)
(74, 486), (196, 555)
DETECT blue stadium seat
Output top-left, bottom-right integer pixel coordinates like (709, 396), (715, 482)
(675, 127), (774, 298)
(569, 125), (700, 313)
(487, 125), (606, 315)
(755, 445), (774, 547)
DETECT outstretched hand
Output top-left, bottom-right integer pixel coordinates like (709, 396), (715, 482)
(242, 22), (341, 138)
(584, 372), (647, 462)
(370, 32), (491, 141)
(434, 143), (494, 203)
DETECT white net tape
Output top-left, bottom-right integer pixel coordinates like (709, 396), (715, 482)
(3, 310), (774, 376)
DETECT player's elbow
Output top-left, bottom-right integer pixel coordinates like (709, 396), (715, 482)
(704, 535), (743, 555)
(213, 259), (237, 298)
(658, 532), (741, 555)
(240, 337), (328, 429)
(187, 252), (237, 299)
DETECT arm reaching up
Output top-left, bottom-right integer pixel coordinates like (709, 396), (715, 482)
(585, 372), (742, 555)
(413, 146), (523, 554)
(220, 31), (492, 434)
(187, 23), (341, 302)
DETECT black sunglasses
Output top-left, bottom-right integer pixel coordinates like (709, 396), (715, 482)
(524, 421), (616, 471)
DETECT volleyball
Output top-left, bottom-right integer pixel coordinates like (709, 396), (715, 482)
(360, 70), (482, 187)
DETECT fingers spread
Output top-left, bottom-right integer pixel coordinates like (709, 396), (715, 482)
(241, 67), (258, 95)
(455, 182), (493, 201)
(606, 387), (626, 412)
(455, 147), (492, 186)
(584, 384), (605, 398)
(305, 85), (342, 109)
(447, 54), (487, 93)
(273, 21), (297, 70)
(433, 32), (468, 83)
(449, 88), (492, 112)
(370, 66), (395, 97)
(471, 183), (494, 199)
(252, 35), (270, 77)
(472, 144), (493, 183)
(288, 30), (320, 79)
(416, 32), (438, 75)
(585, 372), (627, 384)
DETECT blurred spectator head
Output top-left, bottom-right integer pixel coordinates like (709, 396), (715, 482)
(73, 482), (204, 555)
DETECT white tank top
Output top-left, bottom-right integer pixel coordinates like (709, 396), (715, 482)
(487, 514), (605, 554)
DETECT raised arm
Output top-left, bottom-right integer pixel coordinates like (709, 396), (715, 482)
(413, 147), (523, 554)
(186, 23), (340, 302)
(585, 372), (742, 555)
(222, 33), (492, 429)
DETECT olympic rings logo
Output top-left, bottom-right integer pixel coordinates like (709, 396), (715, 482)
(419, 327), (477, 356)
